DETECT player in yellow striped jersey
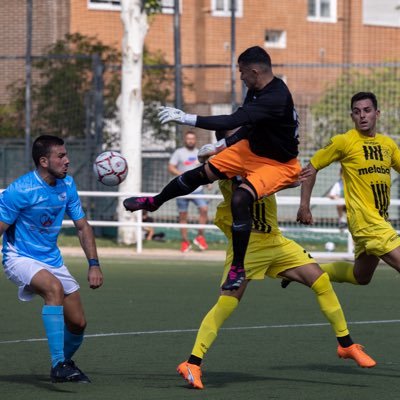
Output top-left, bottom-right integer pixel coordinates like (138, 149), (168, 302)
(297, 92), (400, 287)
(177, 177), (375, 390)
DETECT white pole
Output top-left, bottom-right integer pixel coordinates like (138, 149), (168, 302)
(117, 0), (149, 245)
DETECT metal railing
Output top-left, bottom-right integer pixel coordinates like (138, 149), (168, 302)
(58, 191), (369, 257)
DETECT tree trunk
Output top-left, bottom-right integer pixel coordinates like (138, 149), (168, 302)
(117, 0), (148, 245)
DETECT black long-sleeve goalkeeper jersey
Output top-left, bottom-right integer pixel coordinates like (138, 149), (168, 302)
(195, 77), (299, 162)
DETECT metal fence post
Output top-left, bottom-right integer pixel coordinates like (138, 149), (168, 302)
(24, 0), (33, 171)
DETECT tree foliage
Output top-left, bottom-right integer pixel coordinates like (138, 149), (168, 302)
(2, 31), (173, 142)
(4, 33), (120, 139)
(311, 66), (400, 147)
(142, 0), (162, 14)
(142, 48), (174, 141)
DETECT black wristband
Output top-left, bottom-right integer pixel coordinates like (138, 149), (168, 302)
(88, 258), (100, 267)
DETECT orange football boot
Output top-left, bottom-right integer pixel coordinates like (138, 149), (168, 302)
(337, 344), (377, 368)
(177, 361), (204, 389)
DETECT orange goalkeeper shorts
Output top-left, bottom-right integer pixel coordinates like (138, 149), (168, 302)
(208, 139), (301, 198)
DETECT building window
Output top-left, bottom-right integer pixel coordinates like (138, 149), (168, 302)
(88, 0), (121, 11)
(307, 0), (337, 22)
(265, 30), (287, 49)
(160, 0), (182, 14)
(88, 0), (182, 13)
(363, 0), (400, 28)
(211, 0), (243, 17)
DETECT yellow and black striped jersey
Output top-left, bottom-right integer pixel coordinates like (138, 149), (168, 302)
(311, 129), (400, 232)
(214, 180), (280, 238)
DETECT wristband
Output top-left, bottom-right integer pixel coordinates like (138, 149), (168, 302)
(183, 113), (197, 126)
(88, 258), (100, 267)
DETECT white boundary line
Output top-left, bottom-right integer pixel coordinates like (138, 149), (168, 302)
(1, 319), (400, 345)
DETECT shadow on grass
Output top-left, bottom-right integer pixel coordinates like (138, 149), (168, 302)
(122, 368), (370, 390)
(201, 369), (369, 389)
(0, 374), (79, 393)
(274, 363), (400, 379)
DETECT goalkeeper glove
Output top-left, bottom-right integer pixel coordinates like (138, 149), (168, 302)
(197, 139), (227, 163)
(158, 106), (197, 126)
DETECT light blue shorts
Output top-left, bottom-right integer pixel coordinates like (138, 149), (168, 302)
(176, 190), (208, 213)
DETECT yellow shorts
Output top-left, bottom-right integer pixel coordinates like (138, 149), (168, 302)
(353, 220), (400, 259)
(209, 139), (301, 198)
(220, 232), (316, 285)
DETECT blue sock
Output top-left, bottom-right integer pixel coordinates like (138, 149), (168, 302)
(41, 305), (64, 367)
(64, 325), (84, 360)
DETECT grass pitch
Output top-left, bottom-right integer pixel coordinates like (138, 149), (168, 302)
(0, 257), (400, 400)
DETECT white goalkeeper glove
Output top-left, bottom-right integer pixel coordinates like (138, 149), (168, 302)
(197, 139), (227, 163)
(157, 106), (197, 126)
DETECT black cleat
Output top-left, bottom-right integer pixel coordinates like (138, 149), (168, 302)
(281, 279), (292, 289)
(123, 196), (159, 212)
(221, 265), (246, 291)
(50, 361), (80, 383)
(65, 359), (91, 383)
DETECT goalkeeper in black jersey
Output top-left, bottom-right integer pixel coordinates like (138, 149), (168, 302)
(124, 46), (301, 292)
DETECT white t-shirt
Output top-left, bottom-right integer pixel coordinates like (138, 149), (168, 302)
(328, 179), (344, 198)
(169, 147), (199, 173)
(169, 147), (203, 193)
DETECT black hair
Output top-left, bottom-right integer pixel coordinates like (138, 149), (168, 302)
(237, 46), (272, 69)
(351, 92), (378, 110)
(32, 135), (64, 167)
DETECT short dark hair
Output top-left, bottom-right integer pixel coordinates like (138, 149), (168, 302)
(238, 46), (272, 69)
(351, 92), (378, 110)
(32, 135), (64, 167)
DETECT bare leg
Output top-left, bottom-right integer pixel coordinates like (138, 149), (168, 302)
(179, 211), (189, 242)
(197, 206), (208, 237)
(353, 252), (380, 285)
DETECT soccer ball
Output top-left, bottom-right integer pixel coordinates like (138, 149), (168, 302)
(93, 151), (128, 186)
(324, 241), (336, 252)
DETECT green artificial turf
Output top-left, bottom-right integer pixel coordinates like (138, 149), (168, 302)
(0, 258), (399, 400)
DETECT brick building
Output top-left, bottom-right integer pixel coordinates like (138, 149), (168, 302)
(1, 1), (400, 144)
(69, 1), (400, 105)
(0, 0), (69, 103)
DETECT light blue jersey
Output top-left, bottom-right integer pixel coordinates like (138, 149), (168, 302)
(0, 170), (85, 267)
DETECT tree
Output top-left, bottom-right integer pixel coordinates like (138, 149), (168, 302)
(0, 103), (24, 138)
(2, 29), (172, 143)
(3, 33), (120, 139)
(311, 66), (400, 147)
(117, 0), (164, 245)
(142, 48), (174, 142)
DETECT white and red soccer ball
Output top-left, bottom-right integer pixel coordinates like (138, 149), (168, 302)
(93, 151), (128, 186)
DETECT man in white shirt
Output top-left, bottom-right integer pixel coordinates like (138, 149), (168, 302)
(168, 131), (209, 252)
(328, 168), (347, 229)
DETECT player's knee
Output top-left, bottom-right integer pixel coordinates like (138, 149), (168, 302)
(231, 187), (254, 222)
(44, 279), (64, 304)
(178, 165), (212, 191)
(355, 275), (372, 285)
(77, 319), (87, 332)
(311, 272), (332, 294)
(231, 187), (253, 208)
(67, 318), (87, 334)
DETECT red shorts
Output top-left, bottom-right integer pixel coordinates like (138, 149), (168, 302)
(208, 139), (301, 198)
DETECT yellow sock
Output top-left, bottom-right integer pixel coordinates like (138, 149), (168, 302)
(191, 295), (239, 359)
(311, 272), (349, 337)
(320, 261), (358, 284)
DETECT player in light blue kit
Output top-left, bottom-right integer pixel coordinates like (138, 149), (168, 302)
(0, 135), (103, 383)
